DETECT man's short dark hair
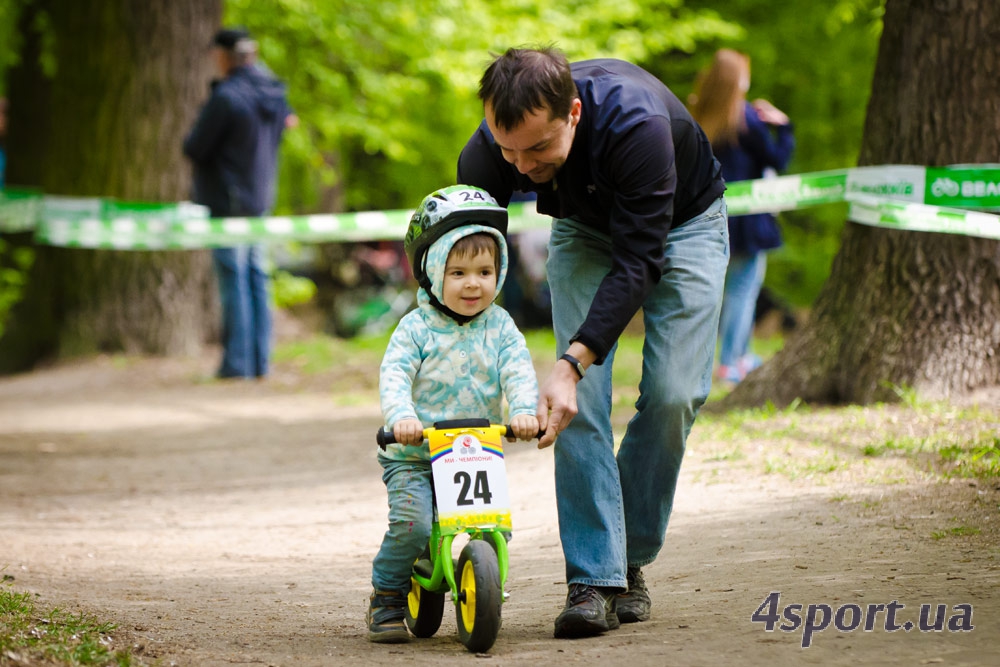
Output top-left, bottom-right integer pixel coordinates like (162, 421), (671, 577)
(478, 47), (577, 131)
(213, 27), (251, 50)
(213, 27), (257, 67)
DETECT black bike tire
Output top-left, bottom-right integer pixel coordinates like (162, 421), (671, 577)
(455, 539), (502, 652)
(404, 576), (446, 638)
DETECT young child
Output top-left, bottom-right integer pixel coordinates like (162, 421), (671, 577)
(367, 185), (540, 643)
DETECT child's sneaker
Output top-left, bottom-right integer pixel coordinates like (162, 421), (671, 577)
(366, 590), (410, 643)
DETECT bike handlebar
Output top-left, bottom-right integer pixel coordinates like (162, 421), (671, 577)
(376, 418), (544, 449)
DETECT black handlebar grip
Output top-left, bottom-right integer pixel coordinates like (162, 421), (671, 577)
(376, 427), (396, 450)
(503, 424), (547, 440)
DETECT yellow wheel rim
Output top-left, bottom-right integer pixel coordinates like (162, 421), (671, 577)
(408, 577), (421, 618)
(459, 559), (477, 630)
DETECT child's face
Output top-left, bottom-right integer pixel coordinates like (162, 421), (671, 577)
(441, 248), (498, 317)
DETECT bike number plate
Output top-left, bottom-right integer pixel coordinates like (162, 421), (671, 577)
(428, 426), (512, 534)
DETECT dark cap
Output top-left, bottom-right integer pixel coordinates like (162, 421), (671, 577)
(212, 27), (251, 51)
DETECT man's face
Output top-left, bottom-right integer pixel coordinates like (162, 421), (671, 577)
(485, 99), (581, 184)
(211, 47), (231, 78)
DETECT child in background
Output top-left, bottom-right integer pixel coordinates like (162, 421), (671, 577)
(367, 185), (539, 643)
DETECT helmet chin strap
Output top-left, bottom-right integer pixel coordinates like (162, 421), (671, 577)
(419, 276), (477, 325)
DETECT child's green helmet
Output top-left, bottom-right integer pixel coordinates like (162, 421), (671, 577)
(405, 185), (508, 288)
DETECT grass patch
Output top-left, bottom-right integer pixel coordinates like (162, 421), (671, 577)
(0, 584), (143, 666)
(937, 436), (1000, 479)
(273, 332), (390, 376)
(272, 332), (390, 404)
(703, 445), (746, 463)
(763, 448), (849, 481)
(694, 397), (1000, 485)
(862, 436), (929, 458)
(931, 525), (982, 540)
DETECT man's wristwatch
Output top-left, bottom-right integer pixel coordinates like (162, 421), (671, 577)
(560, 353), (586, 380)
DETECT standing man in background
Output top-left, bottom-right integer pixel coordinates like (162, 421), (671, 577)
(184, 27), (295, 380)
(458, 47), (728, 639)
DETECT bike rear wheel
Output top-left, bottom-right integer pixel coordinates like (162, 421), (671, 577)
(455, 539), (502, 652)
(404, 575), (445, 638)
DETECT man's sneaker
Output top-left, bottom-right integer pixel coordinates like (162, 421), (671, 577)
(554, 584), (621, 638)
(616, 566), (651, 623)
(366, 590), (410, 643)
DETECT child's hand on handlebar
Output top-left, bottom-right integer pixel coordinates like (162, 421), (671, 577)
(508, 414), (540, 441)
(393, 418), (425, 445)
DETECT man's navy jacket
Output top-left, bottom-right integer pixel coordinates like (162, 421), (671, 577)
(458, 58), (726, 362)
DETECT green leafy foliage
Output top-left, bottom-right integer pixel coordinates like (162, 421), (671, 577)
(271, 267), (316, 308)
(0, 0), (27, 89)
(222, 0), (740, 214)
(0, 238), (34, 339)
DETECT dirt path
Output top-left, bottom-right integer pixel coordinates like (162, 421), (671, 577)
(1, 352), (998, 666)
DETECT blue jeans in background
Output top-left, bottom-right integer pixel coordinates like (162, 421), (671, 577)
(212, 245), (271, 378)
(546, 197), (728, 588)
(717, 250), (766, 382)
(370, 459), (434, 594)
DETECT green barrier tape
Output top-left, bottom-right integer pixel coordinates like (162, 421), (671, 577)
(724, 164), (1000, 216)
(925, 165), (1000, 209)
(4, 164), (1000, 247)
(723, 168), (851, 215)
(0, 187), (45, 233)
(31, 196), (215, 249)
(847, 194), (1000, 240)
(28, 202), (549, 248)
(16, 197), (550, 249)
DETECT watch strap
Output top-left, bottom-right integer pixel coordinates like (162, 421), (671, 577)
(560, 353), (586, 380)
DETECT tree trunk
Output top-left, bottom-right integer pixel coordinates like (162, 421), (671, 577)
(0, 0), (223, 373)
(726, 0), (1000, 407)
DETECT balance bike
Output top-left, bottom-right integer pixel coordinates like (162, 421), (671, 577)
(377, 418), (528, 653)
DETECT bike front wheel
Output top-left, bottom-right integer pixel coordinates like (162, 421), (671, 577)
(455, 539), (502, 652)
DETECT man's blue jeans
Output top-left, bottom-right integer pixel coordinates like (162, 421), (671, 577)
(718, 250), (766, 376)
(370, 459), (434, 594)
(212, 245), (271, 378)
(546, 197), (729, 589)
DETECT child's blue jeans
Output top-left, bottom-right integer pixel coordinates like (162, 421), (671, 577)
(370, 458), (434, 594)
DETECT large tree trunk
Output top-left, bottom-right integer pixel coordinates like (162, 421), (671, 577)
(726, 0), (1000, 407)
(0, 0), (223, 373)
